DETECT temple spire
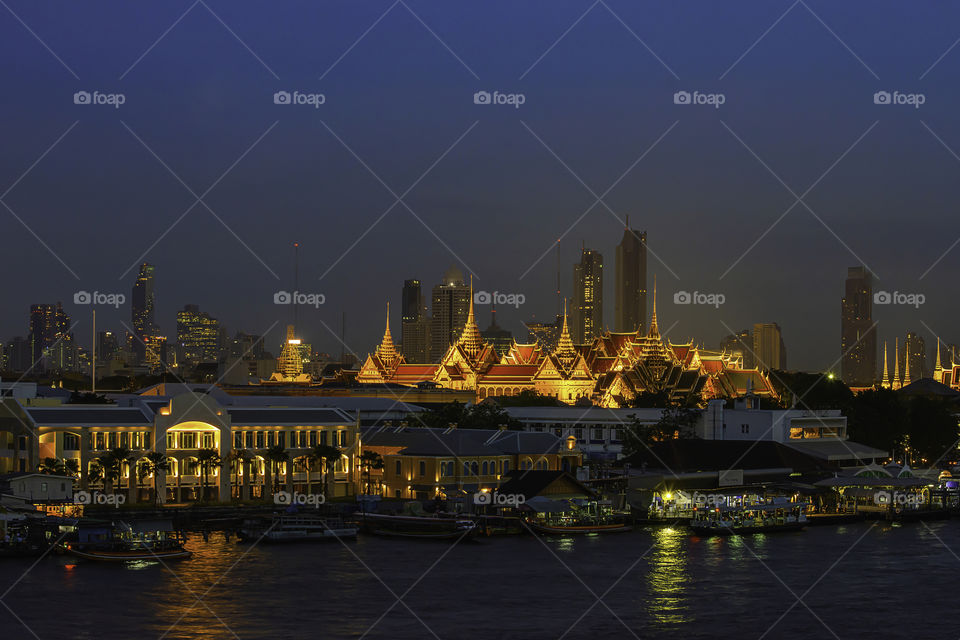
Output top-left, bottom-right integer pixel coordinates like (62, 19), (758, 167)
(881, 341), (889, 388)
(935, 337), (943, 378)
(647, 275), (660, 338)
(556, 298), (576, 364)
(458, 275), (484, 359)
(893, 338), (901, 390)
(904, 344), (912, 386)
(375, 302), (397, 365)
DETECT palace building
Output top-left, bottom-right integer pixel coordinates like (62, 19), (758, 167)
(358, 284), (778, 407)
(3, 386), (359, 503)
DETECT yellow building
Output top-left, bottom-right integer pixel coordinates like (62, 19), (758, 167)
(361, 426), (581, 500)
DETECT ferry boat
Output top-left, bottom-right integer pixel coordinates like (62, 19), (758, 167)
(238, 514), (358, 542)
(63, 519), (191, 562)
(690, 501), (809, 536)
(356, 512), (477, 539)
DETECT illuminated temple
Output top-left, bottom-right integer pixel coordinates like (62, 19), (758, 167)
(359, 285), (779, 408)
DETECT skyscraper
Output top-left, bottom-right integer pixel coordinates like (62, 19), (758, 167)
(615, 220), (647, 333)
(131, 263), (159, 362)
(572, 248), (603, 343)
(481, 305), (513, 358)
(720, 329), (755, 369)
(904, 331), (927, 382)
(430, 267), (471, 362)
(176, 304), (221, 365)
(840, 266), (877, 386)
(29, 303), (74, 372)
(401, 279), (429, 363)
(753, 323), (786, 371)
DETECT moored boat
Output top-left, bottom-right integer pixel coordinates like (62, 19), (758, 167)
(690, 501), (809, 536)
(238, 514), (358, 542)
(62, 519), (191, 562)
(528, 520), (632, 535)
(356, 512), (477, 539)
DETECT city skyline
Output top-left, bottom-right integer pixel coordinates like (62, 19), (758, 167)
(1, 2), (959, 373)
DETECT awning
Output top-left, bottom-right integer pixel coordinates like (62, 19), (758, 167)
(522, 496), (572, 513)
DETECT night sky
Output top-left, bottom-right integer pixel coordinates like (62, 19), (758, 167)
(1, 0), (958, 371)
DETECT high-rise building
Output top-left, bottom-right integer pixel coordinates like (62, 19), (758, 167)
(4, 337), (31, 372)
(131, 263), (161, 363)
(720, 329), (755, 369)
(840, 266), (877, 386)
(401, 279), (429, 363)
(572, 248), (603, 343)
(429, 267), (470, 362)
(526, 315), (563, 352)
(481, 306), (513, 358)
(903, 332), (926, 382)
(753, 322), (786, 371)
(230, 332), (266, 359)
(176, 304), (221, 365)
(615, 220), (646, 333)
(29, 303), (74, 372)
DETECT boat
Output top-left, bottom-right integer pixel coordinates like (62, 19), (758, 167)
(690, 501), (809, 536)
(528, 520), (632, 535)
(238, 514), (358, 542)
(355, 512), (477, 539)
(62, 519), (191, 562)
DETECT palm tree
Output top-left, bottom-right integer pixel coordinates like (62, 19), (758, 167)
(38, 457), (65, 475)
(359, 450), (384, 496)
(106, 447), (135, 497)
(142, 452), (170, 505)
(196, 448), (221, 502)
(97, 452), (120, 495)
(63, 458), (79, 478)
(87, 459), (104, 491)
(265, 445), (289, 498)
(309, 444), (342, 498)
(230, 449), (253, 500)
(294, 456), (311, 494)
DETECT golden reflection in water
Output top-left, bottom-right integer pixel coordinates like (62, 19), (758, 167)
(646, 526), (691, 626)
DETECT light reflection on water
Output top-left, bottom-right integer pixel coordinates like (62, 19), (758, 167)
(646, 526), (689, 625)
(1, 523), (959, 639)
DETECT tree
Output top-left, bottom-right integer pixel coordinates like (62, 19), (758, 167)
(38, 457), (75, 476)
(417, 401), (521, 430)
(359, 450), (384, 495)
(142, 452), (170, 505)
(230, 449), (253, 500)
(846, 387), (906, 455)
(196, 448), (221, 502)
(621, 407), (698, 459)
(97, 448), (133, 495)
(265, 445), (290, 497)
(310, 444), (342, 498)
(906, 396), (959, 467)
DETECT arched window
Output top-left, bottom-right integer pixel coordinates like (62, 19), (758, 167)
(471, 462), (479, 476)
(536, 459), (548, 470)
(463, 462), (470, 475)
(503, 460), (510, 474)
(481, 461), (488, 475)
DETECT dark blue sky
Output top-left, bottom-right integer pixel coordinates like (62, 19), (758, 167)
(1, 0), (959, 370)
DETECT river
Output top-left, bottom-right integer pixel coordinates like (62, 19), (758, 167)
(0, 521), (956, 639)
